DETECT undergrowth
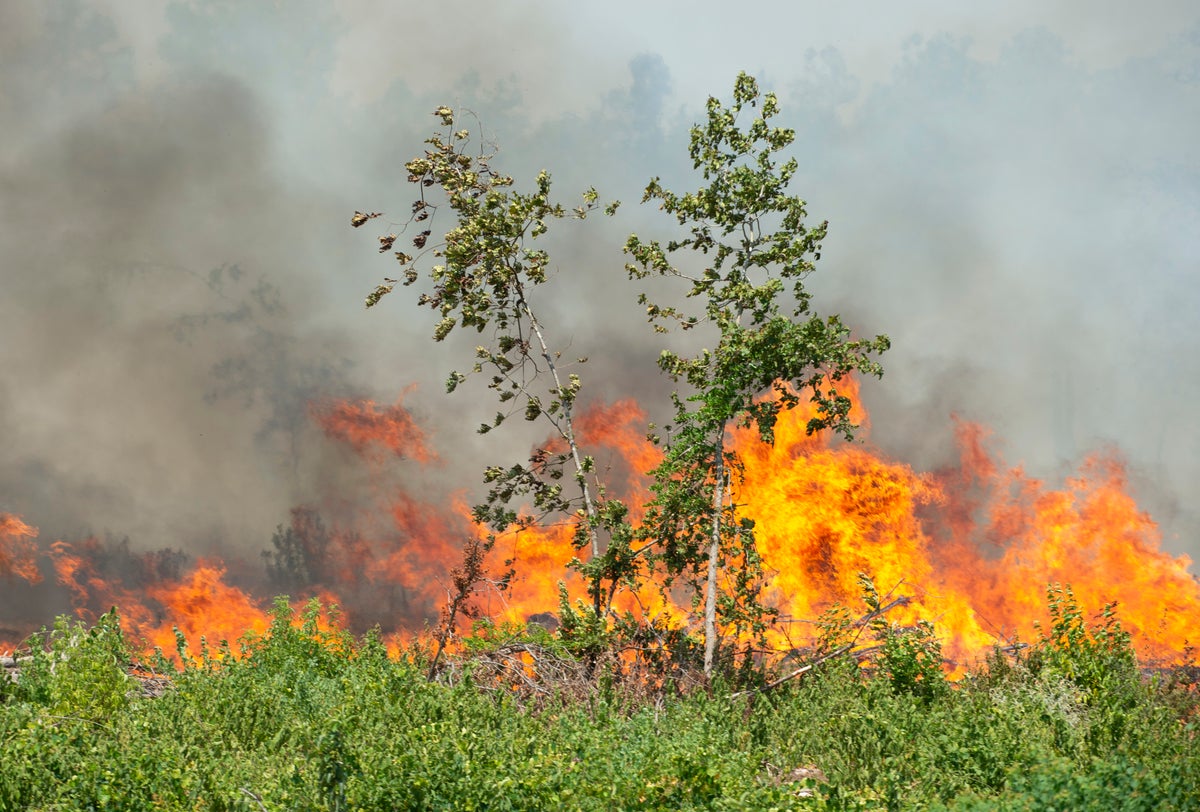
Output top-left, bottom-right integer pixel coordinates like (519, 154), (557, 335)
(1, 587), (1197, 811)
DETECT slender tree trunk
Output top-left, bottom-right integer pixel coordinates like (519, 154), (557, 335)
(704, 423), (726, 678)
(520, 298), (603, 614)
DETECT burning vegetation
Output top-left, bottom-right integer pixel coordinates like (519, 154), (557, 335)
(2, 75), (1198, 681)
(2, 70), (1199, 811)
(2, 374), (1197, 672)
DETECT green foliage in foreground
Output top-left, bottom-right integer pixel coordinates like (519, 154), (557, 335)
(1, 596), (1197, 811)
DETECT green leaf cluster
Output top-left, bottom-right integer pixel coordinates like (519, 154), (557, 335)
(361, 106), (633, 618)
(5, 609), (133, 725)
(624, 73), (890, 669)
(357, 76), (895, 661)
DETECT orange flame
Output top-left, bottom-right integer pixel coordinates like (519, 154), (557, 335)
(729, 379), (1200, 663)
(4, 381), (1198, 669)
(0, 512), (41, 584)
(929, 434), (1200, 664)
(138, 564), (272, 656)
(312, 394), (435, 463)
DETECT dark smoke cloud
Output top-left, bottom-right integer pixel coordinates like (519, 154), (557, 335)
(2, 2), (1198, 585)
(0, 3), (361, 552)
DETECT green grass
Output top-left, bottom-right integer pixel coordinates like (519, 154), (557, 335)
(1, 597), (1197, 811)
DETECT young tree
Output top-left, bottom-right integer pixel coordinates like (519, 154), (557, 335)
(624, 73), (891, 677)
(355, 108), (633, 622)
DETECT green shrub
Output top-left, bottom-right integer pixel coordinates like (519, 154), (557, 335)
(936, 754), (1200, 811)
(9, 608), (132, 724)
(1028, 585), (1138, 699)
(1, 593), (1197, 811)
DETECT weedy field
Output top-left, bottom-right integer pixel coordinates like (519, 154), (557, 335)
(1, 591), (1197, 811)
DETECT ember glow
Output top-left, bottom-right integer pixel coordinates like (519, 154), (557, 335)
(2, 379), (1197, 665)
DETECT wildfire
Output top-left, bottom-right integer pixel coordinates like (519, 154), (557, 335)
(929, 430), (1200, 665)
(731, 380), (1200, 663)
(0, 512), (40, 585)
(311, 393), (435, 464)
(140, 565), (272, 656)
(2, 378), (1197, 668)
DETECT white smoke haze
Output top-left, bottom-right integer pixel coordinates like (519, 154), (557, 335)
(2, 1), (1198, 591)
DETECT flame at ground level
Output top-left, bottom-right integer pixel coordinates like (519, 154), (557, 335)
(2, 378), (1197, 666)
(735, 387), (1199, 664)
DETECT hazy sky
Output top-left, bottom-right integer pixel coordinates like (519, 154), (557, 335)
(2, 1), (1198, 561)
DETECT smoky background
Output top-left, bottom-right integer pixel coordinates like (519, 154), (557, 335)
(1, 1), (1197, 631)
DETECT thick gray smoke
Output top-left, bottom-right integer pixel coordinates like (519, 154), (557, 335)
(2, 1), (1198, 583)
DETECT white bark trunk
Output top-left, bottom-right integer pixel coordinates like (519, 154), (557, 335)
(703, 423), (726, 678)
(520, 298), (603, 611)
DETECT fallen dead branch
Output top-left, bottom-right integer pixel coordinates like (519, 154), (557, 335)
(731, 644), (856, 699)
(446, 642), (589, 698)
(855, 595), (912, 629)
(732, 592), (914, 699)
(129, 661), (173, 698)
(762, 761), (828, 798)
